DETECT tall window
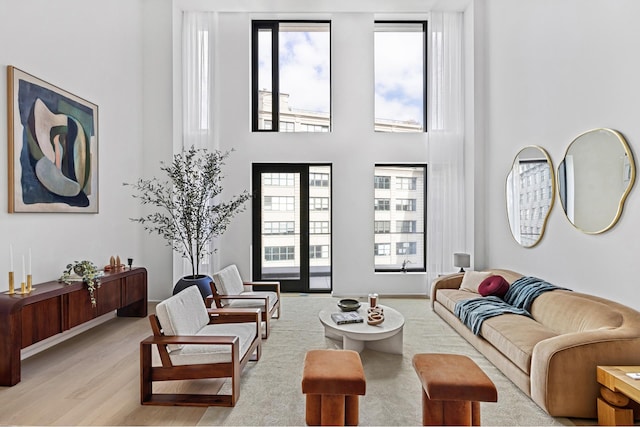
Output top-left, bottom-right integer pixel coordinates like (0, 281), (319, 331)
(252, 21), (331, 132)
(374, 165), (426, 272)
(374, 22), (426, 133)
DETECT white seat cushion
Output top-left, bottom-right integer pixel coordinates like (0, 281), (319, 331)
(226, 291), (278, 312)
(168, 322), (257, 365)
(156, 285), (210, 351)
(212, 265), (245, 296)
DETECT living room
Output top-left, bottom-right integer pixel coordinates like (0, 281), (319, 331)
(1, 0), (639, 425)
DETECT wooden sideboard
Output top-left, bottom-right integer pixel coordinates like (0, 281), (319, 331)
(0, 267), (147, 386)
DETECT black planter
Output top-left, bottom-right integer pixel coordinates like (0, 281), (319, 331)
(173, 274), (213, 300)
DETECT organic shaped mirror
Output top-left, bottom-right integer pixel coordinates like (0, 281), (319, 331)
(506, 146), (555, 248)
(557, 128), (635, 234)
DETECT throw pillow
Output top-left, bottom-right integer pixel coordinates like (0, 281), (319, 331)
(459, 271), (492, 293)
(478, 275), (510, 298)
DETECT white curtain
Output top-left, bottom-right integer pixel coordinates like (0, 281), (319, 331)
(427, 11), (466, 284)
(178, 12), (217, 279)
(182, 11), (216, 151)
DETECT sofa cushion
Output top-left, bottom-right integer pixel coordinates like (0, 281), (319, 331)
(479, 275), (510, 298)
(481, 314), (558, 374)
(460, 271), (492, 293)
(212, 264), (245, 296)
(531, 291), (623, 334)
(155, 285), (211, 352)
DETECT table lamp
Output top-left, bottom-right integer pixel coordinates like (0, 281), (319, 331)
(453, 253), (470, 273)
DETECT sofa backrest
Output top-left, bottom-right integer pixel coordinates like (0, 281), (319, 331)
(531, 291), (623, 334)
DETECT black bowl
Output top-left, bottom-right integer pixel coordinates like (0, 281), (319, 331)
(338, 298), (361, 312)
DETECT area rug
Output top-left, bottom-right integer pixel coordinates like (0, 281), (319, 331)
(198, 295), (570, 426)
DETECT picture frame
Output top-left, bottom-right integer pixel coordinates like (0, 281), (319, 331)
(7, 66), (99, 213)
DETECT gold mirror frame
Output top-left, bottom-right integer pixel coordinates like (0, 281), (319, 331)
(557, 128), (635, 234)
(505, 145), (555, 248)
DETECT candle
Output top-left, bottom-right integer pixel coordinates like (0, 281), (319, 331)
(28, 248), (32, 275)
(22, 255), (25, 284)
(10, 244), (13, 272)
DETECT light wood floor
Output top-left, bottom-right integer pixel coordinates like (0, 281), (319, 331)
(0, 303), (211, 426)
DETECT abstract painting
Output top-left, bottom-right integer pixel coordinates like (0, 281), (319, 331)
(7, 66), (98, 213)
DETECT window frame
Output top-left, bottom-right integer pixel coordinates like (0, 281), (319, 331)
(374, 21), (428, 133)
(251, 20), (332, 133)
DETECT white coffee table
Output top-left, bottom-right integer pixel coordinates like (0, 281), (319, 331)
(318, 302), (404, 354)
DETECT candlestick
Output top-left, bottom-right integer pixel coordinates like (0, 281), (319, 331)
(27, 274), (32, 293)
(20, 281), (25, 294)
(8, 271), (14, 295)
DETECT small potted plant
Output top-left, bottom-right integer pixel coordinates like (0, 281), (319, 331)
(124, 146), (251, 298)
(59, 260), (102, 307)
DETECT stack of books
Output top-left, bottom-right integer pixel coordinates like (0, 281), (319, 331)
(331, 312), (364, 325)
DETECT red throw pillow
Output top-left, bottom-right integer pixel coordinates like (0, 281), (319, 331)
(478, 275), (509, 298)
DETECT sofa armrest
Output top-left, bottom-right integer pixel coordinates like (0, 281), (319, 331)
(430, 273), (464, 308)
(530, 330), (640, 418)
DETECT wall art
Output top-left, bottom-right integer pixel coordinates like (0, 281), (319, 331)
(7, 66), (98, 213)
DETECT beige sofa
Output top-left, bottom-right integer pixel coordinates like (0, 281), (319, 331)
(431, 269), (640, 418)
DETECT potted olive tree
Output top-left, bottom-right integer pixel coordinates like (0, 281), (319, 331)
(125, 146), (251, 298)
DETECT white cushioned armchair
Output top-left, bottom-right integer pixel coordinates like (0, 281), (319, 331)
(140, 285), (262, 407)
(209, 264), (281, 339)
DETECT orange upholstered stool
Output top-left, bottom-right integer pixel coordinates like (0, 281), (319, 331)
(302, 349), (366, 426)
(412, 354), (497, 426)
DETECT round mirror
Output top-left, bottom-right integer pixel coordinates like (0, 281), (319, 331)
(557, 128), (635, 234)
(506, 146), (555, 248)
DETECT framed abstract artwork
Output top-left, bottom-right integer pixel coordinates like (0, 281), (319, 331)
(7, 66), (99, 213)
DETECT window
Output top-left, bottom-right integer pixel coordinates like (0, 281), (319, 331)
(310, 245), (329, 259)
(374, 243), (390, 256)
(374, 165), (426, 272)
(264, 173), (294, 186)
(264, 196), (294, 211)
(397, 177), (417, 190)
(374, 221), (391, 234)
(374, 22), (426, 132)
(264, 221), (295, 235)
(310, 173), (329, 187)
(396, 199), (416, 211)
(310, 197), (329, 211)
(396, 220), (417, 233)
(252, 21), (331, 132)
(374, 199), (390, 211)
(310, 221), (329, 234)
(265, 246), (295, 261)
(374, 175), (390, 189)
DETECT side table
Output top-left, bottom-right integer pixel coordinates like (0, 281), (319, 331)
(596, 365), (640, 425)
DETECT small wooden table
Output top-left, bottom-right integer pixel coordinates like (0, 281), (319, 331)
(596, 366), (640, 425)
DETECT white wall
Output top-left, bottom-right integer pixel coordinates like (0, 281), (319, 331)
(481, 0), (640, 310)
(0, 1), (148, 294)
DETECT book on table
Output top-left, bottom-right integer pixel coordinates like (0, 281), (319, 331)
(331, 312), (363, 325)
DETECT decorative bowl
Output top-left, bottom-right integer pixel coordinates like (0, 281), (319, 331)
(367, 312), (385, 326)
(338, 298), (361, 312)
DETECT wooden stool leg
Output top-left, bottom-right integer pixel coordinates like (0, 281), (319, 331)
(345, 395), (359, 426)
(422, 393), (444, 426)
(321, 394), (345, 426)
(471, 401), (481, 426)
(443, 400), (472, 426)
(306, 394), (321, 426)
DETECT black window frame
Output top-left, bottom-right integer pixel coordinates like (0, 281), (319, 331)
(252, 20), (332, 132)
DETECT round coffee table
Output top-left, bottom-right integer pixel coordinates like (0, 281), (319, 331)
(318, 302), (404, 354)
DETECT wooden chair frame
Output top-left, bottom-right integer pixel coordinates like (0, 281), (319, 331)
(140, 308), (262, 407)
(207, 280), (281, 339)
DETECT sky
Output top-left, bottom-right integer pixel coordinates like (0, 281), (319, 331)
(258, 25), (424, 126)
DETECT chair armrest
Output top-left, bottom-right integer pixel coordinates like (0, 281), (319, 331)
(207, 308), (262, 325)
(141, 334), (238, 346)
(244, 281), (281, 294)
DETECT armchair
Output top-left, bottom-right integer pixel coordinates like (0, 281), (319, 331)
(209, 264), (281, 339)
(140, 285), (262, 407)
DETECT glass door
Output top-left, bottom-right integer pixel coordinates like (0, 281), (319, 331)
(252, 164), (331, 293)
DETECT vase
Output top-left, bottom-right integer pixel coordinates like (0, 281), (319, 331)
(173, 274), (213, 300)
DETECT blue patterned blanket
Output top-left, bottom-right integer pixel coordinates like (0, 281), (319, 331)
(454, 296), (530, 335)
(454, 276), (570, 335)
